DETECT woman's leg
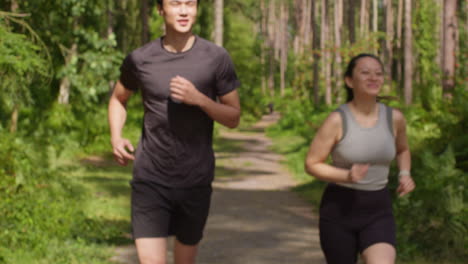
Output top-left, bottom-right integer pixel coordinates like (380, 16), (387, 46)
(320, 220), (359, 264)
(361, 243), (396, 264)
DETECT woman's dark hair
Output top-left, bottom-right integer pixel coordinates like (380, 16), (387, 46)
(344, 53), (384, 102)
(157, 0), (201, 6)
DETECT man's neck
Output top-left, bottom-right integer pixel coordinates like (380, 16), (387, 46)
(162, 30), (195, 53)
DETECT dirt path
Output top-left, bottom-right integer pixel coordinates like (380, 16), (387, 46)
(111, 113), (325, 264)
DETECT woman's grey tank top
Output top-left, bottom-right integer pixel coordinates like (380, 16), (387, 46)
(332, 103), (396, 191)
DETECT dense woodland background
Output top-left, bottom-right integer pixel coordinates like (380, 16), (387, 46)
(0, 0), (467, 263)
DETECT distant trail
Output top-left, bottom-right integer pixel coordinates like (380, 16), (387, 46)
(111, 113), (325, 264)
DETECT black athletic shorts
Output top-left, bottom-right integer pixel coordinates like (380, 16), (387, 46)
(319, 184), (396, 264)
(130, 179), (212, 245)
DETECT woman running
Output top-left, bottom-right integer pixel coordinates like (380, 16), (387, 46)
(305, 53), (415, 264)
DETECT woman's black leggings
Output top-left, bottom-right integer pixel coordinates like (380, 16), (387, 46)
(319, 184), (396, 264)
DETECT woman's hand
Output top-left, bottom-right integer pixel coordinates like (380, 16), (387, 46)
(397, 175), (415, 197)
(348, 164), (370, 183)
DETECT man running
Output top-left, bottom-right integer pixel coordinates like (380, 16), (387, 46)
(108, 0), (241, 263)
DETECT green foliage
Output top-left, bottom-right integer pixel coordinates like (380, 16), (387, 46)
(390, 102), (468, 260)
(413, 0), (442, 109)
(0, 16), (51, 128)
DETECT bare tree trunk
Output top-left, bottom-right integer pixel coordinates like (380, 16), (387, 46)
(303, 0), (312, 49)
(10, 1), (19, 133)
(384, 0), (394, 80)
(437, 0), (444, 68)
(442, 0), (458, 99)
(396, 0), (403, 84)
(58, 43), (78, 105)
(268, 0), (277, 97)
(260, 0), (267, 95)
(312, 0), (320, 104)
(347, 0), (356, 44)
(372, 0), (378, 33)
(360, 0), (369, 39)
(334, 0), (343, 103)
(214, 0), (224, 46)
(404, 0), (413, 105)
(293, 0), (304, 54)
(141, 0), (149, 44)
(322, 0), (332, 105)
(280, 1), (289, 96)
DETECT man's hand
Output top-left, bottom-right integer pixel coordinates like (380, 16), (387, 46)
(170, 76), (205, 106)
(348, 164), (370, 183)
(111, 137), (135, 166)
(397, 175), (415, 197)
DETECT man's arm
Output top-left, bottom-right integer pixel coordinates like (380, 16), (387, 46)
(170, 76), (241, 128)
(108, 80), (135, 166)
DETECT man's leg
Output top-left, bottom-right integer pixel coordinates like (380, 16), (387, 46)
(174, 239), (198, 264)
(135, 237), (167, 264)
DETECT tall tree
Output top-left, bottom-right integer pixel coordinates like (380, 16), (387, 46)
(396, 0), (403, 83)
(384, 0), (394, 80)
(214, 0), (224, 46)
(360, 0), (369, 39)
(347, 0), (356, 44)
(372, 0), (378, 33)
(260, 0), (267, 95)
(9, 0), (19, 133)
(404, 0), (413, 105)
(442, 0), (458, 98)
(312, 0), (320, 104)
(334, 0), (343, 103)
(267, 0), (277, 97)
(279, 1), (289, 96)
(322, 0), (332, 105)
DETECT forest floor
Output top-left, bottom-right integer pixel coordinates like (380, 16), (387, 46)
(108, 112), (325, 264)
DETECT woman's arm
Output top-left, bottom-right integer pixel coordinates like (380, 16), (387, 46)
(393, 109), (415, 196)
(305, 112), (368, 183)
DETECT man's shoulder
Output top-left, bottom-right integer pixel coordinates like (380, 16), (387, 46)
(126, 38), (162, 64)
(196, 36), (229, 57)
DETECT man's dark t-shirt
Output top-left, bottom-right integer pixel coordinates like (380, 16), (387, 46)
(119, 36), (240, 188)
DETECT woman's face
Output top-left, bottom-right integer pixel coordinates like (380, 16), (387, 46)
(345, 57), (384, 98)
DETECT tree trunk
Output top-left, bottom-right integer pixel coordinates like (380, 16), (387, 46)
(58, 42), (78, 105)
(293, 0), (304, 55)
(303, 0), (312, 49)
(384, 0), (394, 80)
(404, 0), (413, 105)
(10, 1), (19, 133)
(312, 0), (320, 104)
(372, 0), (378, 33)
(396, 0), (403, 84)
(268, 0), (277, 96)
(334, 0), (343, 103)
(214, 0), (224, 46)
(347, 0), (356, 44)
(280, 1), (289, 96)
(322, 0), (332, 105)
(442, 0), (458, 99)
(260, 0), (267, 95)
(360, 0), (369, 39)
(140, 0), (150, 45)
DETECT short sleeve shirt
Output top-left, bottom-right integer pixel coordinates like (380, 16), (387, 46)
(119, 36), (240, 188)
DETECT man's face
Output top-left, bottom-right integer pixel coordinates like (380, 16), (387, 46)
(159, 0), (198, 34)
